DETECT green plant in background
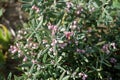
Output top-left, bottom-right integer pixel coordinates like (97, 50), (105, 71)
(0, 51), (5, 79)
(0, 24), (12, 78)
(0, 24), (11, 50)
(9, 0), (120, 80)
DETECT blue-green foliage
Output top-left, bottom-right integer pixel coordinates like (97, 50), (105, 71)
(9, 0), (120, 80)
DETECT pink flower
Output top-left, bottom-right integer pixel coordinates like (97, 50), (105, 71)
(82, 74), (88, 80)
(52, 26), (57, 35)
(110, 57), (117, 64)
(73, 21), (77, 25)
(49, 48), (53, 52)
(53, 25), (57, 32)
(76, 10), (81, 15)
(78, 73), (88, 80)
(32, 5), (36, 10)
(36, 8), (40, 13)
(32, 5), (38, 10)
(76, 6), (83, 15)
(59, 43), (67, 48)
(102, 44), (110, 54)
(76, 48), (85, 53)
(75, 41), (78, 45)
(70, 21), (78, 30)
(32, 43), (39, 49)
(48, 24), (54, 30)
(66, 1), (73, 8)
(23, 56), (27, 62)
(51, 39), (57, 46)
(64, 31), (73, 39)
(48, 24), (57, 31)
(89, 7), (95, 12)
(65, 1), (73, 12)
(32, 59), (37, 64)
(31, 5), (40, 13)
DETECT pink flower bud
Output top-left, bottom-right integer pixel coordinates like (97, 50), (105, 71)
(102, 44), (110, 54)
(48, 23), (58, 36)
(23, 56), (27, 62)
(51, 39), (57, 46)
(49, 48), (53, 52)
(36, 8), (40, 13)
(110, 57), (117, 64)
(64, 31), (73, 39)
(48, 23), (53, 30)
(32, 5), (36, 10)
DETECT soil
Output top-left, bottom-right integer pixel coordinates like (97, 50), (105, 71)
(0, 0), (28, 31)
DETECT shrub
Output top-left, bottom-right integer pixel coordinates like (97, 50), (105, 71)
(9, 0), (120, 80)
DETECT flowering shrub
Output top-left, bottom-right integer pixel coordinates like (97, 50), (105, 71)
(9, 0), (120, 80)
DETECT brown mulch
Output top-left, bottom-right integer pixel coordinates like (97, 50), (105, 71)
(0, 0), (28, 31)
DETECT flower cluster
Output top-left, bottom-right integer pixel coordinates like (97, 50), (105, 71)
(31, 5), (40, 13)
(9, 45), (18, 54)
(48, 23), (58, 36)
(78, 72), (88, 80)
(102, 43), (116, 54)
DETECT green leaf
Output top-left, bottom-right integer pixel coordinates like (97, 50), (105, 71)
(114, 63), (120, 70)
(96, 41), (106, 46)
(59, 71), (66, 80)
(102, 61), (112, 67)
(0, 9), (3, 17)
(55, 56), (62, 66)
(43, 53), (48, 63)
(7, 72), (12, 80)
(19, 62), (32, 67)
(62, 76), (70, 80)
(0, 24), (11, 49)
(29, 63), (35, 74)
(80, 55), (89, 63)
(113, 0), (120, 9)
(98, 72), (102, 79)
